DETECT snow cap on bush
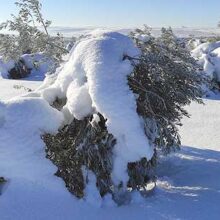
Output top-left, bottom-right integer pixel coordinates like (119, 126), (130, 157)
(41, 31), (154, 183)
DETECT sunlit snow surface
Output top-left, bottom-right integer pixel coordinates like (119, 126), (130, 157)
(47, 26), (220, 38)
(0, 31), (220, 220)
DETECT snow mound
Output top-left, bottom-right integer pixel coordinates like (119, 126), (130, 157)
(21, 53), (54, 81)
(0, 53), (53, 80)
(40, 31), (153, 183)
(192, 41), (220, 83)
(191, 41), (220, 59)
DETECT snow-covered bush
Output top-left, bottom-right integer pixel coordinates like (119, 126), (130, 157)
(192, 40), (220, 90)
(40, 28), (205, 204)
(0, 0), (68, 78)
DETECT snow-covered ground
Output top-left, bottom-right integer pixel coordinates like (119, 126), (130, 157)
(0, 31), (220, 220)
(0, 79), (41, 101)
(0, 76), (219, 220)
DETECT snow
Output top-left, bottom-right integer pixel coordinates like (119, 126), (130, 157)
(0, 53), (53, 81)
(41, 31), (153, 183)
(192, 41), (220, 82)
(180, 98), (220, 151)
(0, 30), (220, 219)
(65, 82), (93, 120)
(0, 78), (41, 101)
(0, 83), (220, 219)
(47, 26), (220, 38)
(21, 53), (54, 81)
(83, 168), (102, 207)
(191, 41), (220, 59)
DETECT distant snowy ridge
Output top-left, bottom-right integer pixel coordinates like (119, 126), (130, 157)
(47, 26), (220, 38)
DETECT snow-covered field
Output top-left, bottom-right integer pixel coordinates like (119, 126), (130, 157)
(0, 79), (41, 101)
(0, 31), (220, 220)
(48, 26), (220, 38)
(0, 75), (219, 220)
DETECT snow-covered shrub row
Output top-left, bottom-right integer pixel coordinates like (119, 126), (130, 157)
(41, 31), (154, 183)
(192, 40), (220, 89)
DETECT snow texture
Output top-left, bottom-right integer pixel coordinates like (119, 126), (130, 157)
(1, 77), (220, 219)
(192, 41), (220, 82)
(0, 53), (53, 81)
(41, 31), (153, 183)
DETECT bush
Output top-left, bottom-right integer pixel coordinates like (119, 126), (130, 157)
(42, 27), (206, 204)
(129, 26), (206, 154)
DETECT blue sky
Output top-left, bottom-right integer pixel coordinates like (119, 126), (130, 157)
(0, 0), (219, 28)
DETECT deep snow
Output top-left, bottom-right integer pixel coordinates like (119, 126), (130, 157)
(0, 32), (220, 220)
(0, 78), (220, 220)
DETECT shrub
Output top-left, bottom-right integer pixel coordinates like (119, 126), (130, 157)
(42, 27), (206, 204)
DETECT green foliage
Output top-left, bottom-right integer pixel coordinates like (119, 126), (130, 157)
(129, 26), (207, 154)
(43, 113), (115, 198)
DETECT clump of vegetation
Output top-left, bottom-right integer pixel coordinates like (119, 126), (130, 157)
(129, 26), (206, 154)
(42, 27), (206, 204)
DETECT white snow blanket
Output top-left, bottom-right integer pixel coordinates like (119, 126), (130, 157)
(192, 41), (220, 82)
(0, 31), (220, 220)
(0, 53), (53, 80)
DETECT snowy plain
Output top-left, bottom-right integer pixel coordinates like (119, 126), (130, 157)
(47, 26), (220, 38)
(0, 79), (220, 220)
(0, 30), (220, 220)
